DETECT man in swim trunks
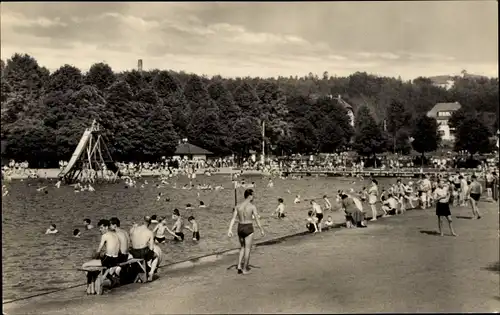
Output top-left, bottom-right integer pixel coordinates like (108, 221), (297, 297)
(129, 216), (159, 281)
(95, 219), (121, 270)
(310, 200), (324, 232)
(110, 217), (130, 264)
(84, 219), (121, 294)
(486, 170), (494, 199)
(227, 189), (264, 275)
(468, 175), (482, 219)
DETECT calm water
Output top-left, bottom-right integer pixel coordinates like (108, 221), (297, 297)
(2, 174), (397, 301)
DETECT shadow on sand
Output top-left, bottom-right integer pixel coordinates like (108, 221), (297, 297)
(419, 230), (441, 236)
(482, 261), (500, 275)
(455, 216), (474, 220)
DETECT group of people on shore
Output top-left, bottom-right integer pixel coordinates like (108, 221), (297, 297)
(298, 169), (497, 238)
(80, 211), (200, 294)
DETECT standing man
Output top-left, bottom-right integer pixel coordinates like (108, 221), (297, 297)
(468, 175), (483, 219)
(310, 200), (324, 232)
(228, 189), (264, 275)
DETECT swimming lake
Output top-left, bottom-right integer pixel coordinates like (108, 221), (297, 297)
(2, 175), (399, 301)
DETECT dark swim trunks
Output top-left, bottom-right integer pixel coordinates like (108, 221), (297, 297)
(237, 223), (254, 238)
(129, 247), (155, 262)
(174, 232), (184, 241)
(118, 253), (129, 264)
(454, 183), (461, 190)
(470, 193), (481, 202)
(192, 231), (200, 241)
(101, 255), (119, 269)
(155, 236), (166, 243)
(316, 213), (324, 223)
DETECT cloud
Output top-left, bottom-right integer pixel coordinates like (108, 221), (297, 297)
(0, 2), (497, 79)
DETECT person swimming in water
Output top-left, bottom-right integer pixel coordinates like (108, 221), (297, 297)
(45, 224), (58, 234)
(84, 219), (94, 230)
(73, 229), (81, 238)
(227, 189), (264, 275)
(199, 201), (206, 208)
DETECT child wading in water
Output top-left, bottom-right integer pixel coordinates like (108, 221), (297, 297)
(171, 209), (184, 241)
(306, 211), (319, 233)
(186, 216), (200, 241)
(274, 198), (286, 218)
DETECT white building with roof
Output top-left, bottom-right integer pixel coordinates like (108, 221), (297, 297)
(426, 102), (462, 141)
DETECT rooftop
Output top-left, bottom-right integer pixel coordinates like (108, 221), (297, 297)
(175, 143), (213, 155)
(426, 102), (462, 118)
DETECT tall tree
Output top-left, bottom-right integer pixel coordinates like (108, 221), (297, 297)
(233, 82), (261, 118)
(353, 106), (387, 157)
(188, 107), (227, 155)
(411, 115), (440, 160)
(136, 88), (178, 160)
(85, 62), (116, 91)
(208, 80), (241, 122)
(123, 70), (147, 96)
(3, 53), (48, 100)
(386, 100), (411, 153)
(104, 81), (135, 158)
(184, 74), (216, 112)
(313, 97), (354, 153)
(454, 117), (491, 156)
(229, 116), (261, 157)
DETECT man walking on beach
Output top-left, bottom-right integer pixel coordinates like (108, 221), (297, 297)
(228, 189), (264, 275)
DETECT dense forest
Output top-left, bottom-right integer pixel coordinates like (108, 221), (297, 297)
(1, 53), (498, 167)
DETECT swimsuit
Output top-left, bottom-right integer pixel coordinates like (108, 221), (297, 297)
(237, 223), (254, 238)
(192, 231), (200, 241)
(101, 255), (119, 269)
(118, 253), (129, 263)
(174, 232), (184, 241)
(129, 247), (156, 262)
(470, 193), (481, 201)
(155, 236), (166, 243)
(316, 213), (324, 223)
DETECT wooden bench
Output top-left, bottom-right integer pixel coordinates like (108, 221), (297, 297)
(78, 258), (147, 295)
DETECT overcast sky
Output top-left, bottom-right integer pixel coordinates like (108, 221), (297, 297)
(1, 2), (498, 79)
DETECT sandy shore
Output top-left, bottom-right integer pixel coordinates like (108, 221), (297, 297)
(4, 201), (499, 314)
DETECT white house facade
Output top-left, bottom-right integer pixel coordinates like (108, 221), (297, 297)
(426, 102), (462, 141)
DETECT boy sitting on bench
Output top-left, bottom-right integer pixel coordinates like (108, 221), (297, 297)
(83, 219), (121, 295)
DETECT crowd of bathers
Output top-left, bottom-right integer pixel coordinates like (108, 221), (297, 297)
(296, 169), (499, 233)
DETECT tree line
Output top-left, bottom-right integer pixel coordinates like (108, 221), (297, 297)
(1, 53), (498, 167)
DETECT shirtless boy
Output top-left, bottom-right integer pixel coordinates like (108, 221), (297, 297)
(171, 209), (185, 241)
(152, 217), (168, 243)
(85, 219), (120, 294)
(310, 200), (324, 232)
(109, 217), (130, 264)
(129, 216), (159, 281)
(227, 189), (264, 275)
(186, 216), (200, 241)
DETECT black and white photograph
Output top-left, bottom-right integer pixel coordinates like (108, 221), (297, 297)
(1, 1), (499, 314)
